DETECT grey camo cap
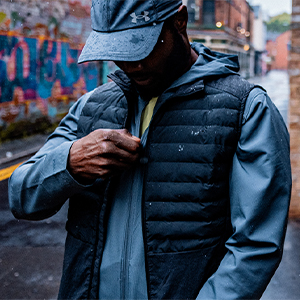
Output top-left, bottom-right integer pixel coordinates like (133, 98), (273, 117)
(78, 0), (182, 63)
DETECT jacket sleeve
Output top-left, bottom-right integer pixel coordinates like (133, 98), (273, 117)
(8, 91), (94, 221)
(196, 88), (292, 299)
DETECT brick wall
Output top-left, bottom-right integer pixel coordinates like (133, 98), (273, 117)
(276, 31), (292, 69)
(289, 0), (300, 218)
(214, 0), (253, 41)
(266, 31), (291, 71)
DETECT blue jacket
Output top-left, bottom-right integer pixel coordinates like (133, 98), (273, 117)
(9, 43), (291, 299)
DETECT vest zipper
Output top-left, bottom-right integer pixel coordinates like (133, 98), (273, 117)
(89, 180), (111, 299)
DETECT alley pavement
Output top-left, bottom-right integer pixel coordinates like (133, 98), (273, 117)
(0, 70), (299, 299)
(248, 69), (290, 124)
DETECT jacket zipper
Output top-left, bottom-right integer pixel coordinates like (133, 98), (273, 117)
(120, 177), (134, 299)
(120, 108), (147, 299)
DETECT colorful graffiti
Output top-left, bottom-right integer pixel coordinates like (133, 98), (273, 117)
(0, 0), (101, 126)
(0, 0), (92, 45)
(0, 34), (99, 125)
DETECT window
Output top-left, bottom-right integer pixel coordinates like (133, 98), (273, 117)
(202, 0), (215, 25)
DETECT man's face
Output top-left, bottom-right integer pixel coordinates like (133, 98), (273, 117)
(114, 21), (190, 98)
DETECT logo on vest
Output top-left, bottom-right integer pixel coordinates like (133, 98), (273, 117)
(130, 11), (150, 23)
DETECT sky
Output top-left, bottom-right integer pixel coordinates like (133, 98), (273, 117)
(248, 0), (292, 16)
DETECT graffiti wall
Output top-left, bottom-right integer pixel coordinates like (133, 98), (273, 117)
(0, 0), (100, 126)
(0, 0), (91, 46)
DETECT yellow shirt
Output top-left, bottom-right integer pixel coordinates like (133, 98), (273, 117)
(139, 97), (158, 137)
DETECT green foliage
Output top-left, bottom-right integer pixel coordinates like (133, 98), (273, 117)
(266, 13), (291, 33)
(0, 116), (58, 143)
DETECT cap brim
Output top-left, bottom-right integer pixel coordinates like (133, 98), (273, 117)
(78, 22), (164, 63)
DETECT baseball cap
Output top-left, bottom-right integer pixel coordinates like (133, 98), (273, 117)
(78, 0), (182, 63)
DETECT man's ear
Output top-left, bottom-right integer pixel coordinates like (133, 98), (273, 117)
(174, 5), (188, 34)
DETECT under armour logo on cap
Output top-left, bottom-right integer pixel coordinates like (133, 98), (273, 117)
(130, 11), (151, 23)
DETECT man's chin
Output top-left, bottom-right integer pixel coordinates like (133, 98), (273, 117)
(132, 77), (154, 87)
(133, 81), (163, 99)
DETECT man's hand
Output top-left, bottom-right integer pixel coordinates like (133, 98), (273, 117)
(68, 129), (141, 181)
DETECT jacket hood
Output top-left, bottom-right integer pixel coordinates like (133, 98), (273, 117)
(192, 42), (239, 77)
(168, 43), (240, 91)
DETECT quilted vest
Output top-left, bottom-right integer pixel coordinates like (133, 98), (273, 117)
(58, 71), (256, 300)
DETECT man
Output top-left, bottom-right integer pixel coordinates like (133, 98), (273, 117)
(9, 0), (291, 299)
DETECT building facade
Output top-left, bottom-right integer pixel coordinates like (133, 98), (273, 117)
(266, 30), (291, 71)
(184, 0), (255, 78)
(289, 0), (300, 218)
(252, 5), (267, 75)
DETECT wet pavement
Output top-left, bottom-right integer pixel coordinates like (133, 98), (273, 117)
(248, 70), (290, 124)
(0, 134), (48, 168)
(261, 219), (300, 300)
(0, 70), (299, 299)
(0, 203), (68, 299)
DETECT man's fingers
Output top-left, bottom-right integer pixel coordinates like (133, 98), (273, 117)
(98, 140), (140, 163)
(68, 129), (141, 181)
(76, 156), (138, 180)
(100, 129), (141, 153)
(120, 129), (141, 143)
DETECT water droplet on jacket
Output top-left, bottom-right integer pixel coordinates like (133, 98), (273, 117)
(179, 145), (184, 151)
(6, 151), (13, 158)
